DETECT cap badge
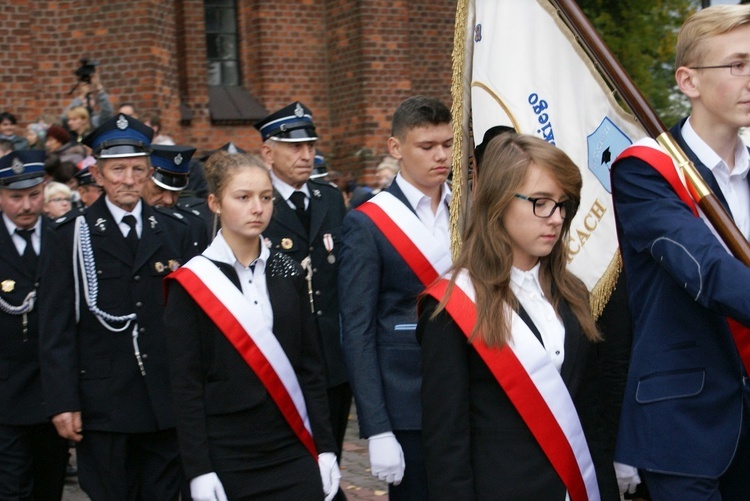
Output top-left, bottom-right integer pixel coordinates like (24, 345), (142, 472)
(116, 115), (129, 130)
(174, 153), (183, 165)
(294, 103), (304, 118)
(281, 238), (293, 250)
(227, 143), (238, 154)
(1, 279), (15, 293)
(11, 157), (24, 175)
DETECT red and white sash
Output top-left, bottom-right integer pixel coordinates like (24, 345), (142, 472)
(168, 257), (317, 457)
(356, 191), (452, 286)
(424, 271), (600, 501)
(616, 138), (750, 376)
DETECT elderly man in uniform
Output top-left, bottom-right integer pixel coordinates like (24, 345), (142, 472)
(0, 150), (69, 500)
(141, 144), (209, 248)
(255, 102), (351, 474)
(38, 114), (205, 500)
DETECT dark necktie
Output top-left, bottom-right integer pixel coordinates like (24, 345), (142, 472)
(289, 191), (310, 233)
(122, 215), (139, 255)
(16, 228), (38, 270)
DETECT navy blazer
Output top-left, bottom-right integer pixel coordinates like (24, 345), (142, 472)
(611, 119), (750, 476)
(264, 179), (348, 388)
(37, 197), (205, 433)
(339, 181), (446, 437)
(0, 216), (50, 425)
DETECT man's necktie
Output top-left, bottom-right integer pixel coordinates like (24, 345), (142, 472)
(289, 191), (310, 233)
(122, 215), (139, 255)
(15, 228), (38, 270)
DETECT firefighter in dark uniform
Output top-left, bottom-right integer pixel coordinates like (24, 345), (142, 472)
(0, 150), (68, 500)
(142, 144), (210, 251)
(37, 114), (205, 500)
(256, 102), (351, 477)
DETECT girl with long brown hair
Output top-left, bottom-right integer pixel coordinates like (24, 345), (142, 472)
(418, 133), (618, 500)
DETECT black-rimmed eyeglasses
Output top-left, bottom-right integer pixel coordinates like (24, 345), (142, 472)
(514, 194), (576, 220)
(689, 61), (750, 77)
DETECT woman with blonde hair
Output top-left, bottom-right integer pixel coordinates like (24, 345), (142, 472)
(65, 106), (91, 144)
(418, 133), (618, 500)
(43, 181), (72, 219)
(164, 151), (341, 501)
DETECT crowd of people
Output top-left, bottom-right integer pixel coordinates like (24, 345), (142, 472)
(1, 4), (750, 501)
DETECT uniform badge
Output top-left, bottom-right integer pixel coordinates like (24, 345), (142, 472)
(172, 211), (184, 220)
(148, 216), (158, 229)
(116, 114), (128, 130)
(281, 238), (293, 250)
(154, 262), (165, 273)
(1, 280), (15, 293)
(168, 259), (181, 271)
(95, 218), (107, 232)
(294, 102), (304, 117)
(312, 189), (321, 199)
(174, 153), (183, 165)
(11, 157), (24, 174)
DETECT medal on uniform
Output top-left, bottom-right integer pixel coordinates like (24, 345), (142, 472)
(168, 259), (181, 271)
(323, 233), (335, 263)
(281, 238), (293, 250)
(1, 280), (15, 293)
(154, 262), (165, 273)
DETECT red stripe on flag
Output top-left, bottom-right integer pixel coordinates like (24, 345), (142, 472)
(168, 268), (318, 458)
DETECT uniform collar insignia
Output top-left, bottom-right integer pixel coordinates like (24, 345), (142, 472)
(95, 218), (107, 232)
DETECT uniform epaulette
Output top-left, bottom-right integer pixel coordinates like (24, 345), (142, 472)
(308, 178), (340, 192)
(152, 205), (190, 224)
(268, 252), (303, 278)
(52, 209), (85, 228)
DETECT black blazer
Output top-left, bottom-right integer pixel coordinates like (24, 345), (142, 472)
(264, 178), (348, 387)
(0, 216), (50, 425)
(164, 252), (336, 486)
(37, 197), (205, 432)
(418, 295), (618, 501)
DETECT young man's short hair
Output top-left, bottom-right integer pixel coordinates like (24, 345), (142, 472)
(391, 96), (451, 139)
(675, 5), (750, 68)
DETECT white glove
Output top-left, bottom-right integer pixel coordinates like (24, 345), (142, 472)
(190, 472), (228, 501)
(368, 431), (405, 485)
(318, 452), (342, 501)
(613, 462), (641, 495)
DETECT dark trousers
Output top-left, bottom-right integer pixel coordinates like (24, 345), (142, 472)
(328, 382), (352, 458)
(643, 385), (750, 501)
(0, 422), (68, 501)
(76, 428), (183, 501)
(390, 430), (428, 501)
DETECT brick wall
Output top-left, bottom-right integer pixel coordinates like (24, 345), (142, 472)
(0, 0), (455, 177)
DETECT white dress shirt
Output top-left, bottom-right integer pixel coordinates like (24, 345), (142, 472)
(682, 117), (750, 240)
(271, 171), (311, 210)
(510, 263), (566, 373)
(394, 173), (451, 244)
(202, 230), (274, 326)
(3, 213), (41, 255)
(105, 197), (143, 238)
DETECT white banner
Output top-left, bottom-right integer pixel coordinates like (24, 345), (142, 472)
(467, 0), (646, 297)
